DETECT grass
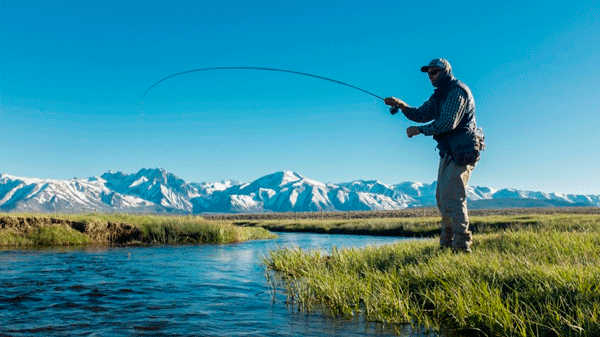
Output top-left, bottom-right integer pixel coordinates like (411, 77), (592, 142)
(0, 225), (90, 246)
(205, 207), (600, 221)
(235, 217), (443, 237)
(64, 213), (278, 244)
(0, 213), (277, 246)
(239, 214), (600, 238)
(265, 214), (600, 336)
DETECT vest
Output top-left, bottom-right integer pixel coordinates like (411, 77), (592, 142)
(431, 79), (477, 155)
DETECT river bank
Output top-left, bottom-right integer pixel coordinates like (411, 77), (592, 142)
(265, 214), (600, 336)
(0, 213), (276, 246)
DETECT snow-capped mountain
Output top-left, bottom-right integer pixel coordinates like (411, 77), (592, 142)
(0, 168), (598, 214)
(0, 173), (160, 213)
(100, 168), (200, 212)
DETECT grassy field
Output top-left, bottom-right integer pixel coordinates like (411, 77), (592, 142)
(235, 216), (443, 237)
(265, 214), (600, 336)
(235, 212), (600, 238)
(205, 207), (600, 221)
(0, 213), (276, 246)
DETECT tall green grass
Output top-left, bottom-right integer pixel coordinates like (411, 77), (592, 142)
(0, 225), (90, 246)
(132, 217), (276, 244)
(265, 214), (600, 336)
(63, 213), (277, 244)
(0, 213), (276, 246)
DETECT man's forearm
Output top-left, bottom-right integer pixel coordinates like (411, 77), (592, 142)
(402, 103), (434, 123)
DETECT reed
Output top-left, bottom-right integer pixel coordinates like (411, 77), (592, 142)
(265, 214), (600, 336)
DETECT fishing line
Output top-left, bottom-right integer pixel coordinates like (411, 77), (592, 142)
(142, 66), (384, 101)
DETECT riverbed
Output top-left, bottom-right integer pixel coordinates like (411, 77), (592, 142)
(0, 233), (422, 336)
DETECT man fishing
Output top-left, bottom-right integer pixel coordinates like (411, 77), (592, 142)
(385, 58), (484, 253)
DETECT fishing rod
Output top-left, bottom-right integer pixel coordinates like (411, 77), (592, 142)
(142, 66), (385, 101)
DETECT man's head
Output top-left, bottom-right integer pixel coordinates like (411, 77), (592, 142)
(421, 58), (453, 87)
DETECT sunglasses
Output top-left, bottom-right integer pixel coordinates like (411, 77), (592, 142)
(428, 68), (441, 76)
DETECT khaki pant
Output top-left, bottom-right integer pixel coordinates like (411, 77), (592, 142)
(436, 154), (475, 251)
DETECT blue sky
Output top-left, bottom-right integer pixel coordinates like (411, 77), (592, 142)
(1, 0), (599, 194)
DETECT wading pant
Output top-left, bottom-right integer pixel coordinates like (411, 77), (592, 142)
(436, 154), (475, 251)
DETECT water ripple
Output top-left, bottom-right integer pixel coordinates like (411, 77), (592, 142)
(0, 233), (419, 336)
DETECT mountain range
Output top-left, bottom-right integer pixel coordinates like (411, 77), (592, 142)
(0, 168), (598, 214)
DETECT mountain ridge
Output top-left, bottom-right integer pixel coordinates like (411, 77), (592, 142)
(1, 169), (598, 214)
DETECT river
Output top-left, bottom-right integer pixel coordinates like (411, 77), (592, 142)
(0, 233), (424, 336)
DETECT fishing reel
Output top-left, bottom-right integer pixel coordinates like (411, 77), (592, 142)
(389, 106), (399, 115)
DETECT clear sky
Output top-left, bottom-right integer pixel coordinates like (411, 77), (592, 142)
(1, 0), (599, 195)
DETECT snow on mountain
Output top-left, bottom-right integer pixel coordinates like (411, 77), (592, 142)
(191, 180), (241, 197)
(100, 168), (199, 212)
(0, 169), (598, 214)
(338, 180), (395, 197)
(208, 171), (335, 212)
(0, 173), (159, 213)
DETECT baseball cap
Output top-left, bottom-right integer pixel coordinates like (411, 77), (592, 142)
(421, 58), (450, 72)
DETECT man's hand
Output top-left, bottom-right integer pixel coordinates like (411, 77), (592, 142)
(406, 126), (421, 138)
(384, 97), (407, 111)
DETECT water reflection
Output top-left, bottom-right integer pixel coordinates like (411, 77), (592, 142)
(0, 233), (425, 336)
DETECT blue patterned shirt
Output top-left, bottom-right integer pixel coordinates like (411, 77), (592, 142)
(402, 86), (470, 136)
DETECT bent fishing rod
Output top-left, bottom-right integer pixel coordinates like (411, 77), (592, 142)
(142, 66), (385, 102)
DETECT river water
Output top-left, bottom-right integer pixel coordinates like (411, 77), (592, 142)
(0, 233), (422, 336)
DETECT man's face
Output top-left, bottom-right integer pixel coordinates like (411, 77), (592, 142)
(428, 67), (441, 84)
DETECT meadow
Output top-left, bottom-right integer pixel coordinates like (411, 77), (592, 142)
(264, 212), (600, 336)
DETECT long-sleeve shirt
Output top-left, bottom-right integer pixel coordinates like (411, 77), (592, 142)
(402, 86), (470, 137)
